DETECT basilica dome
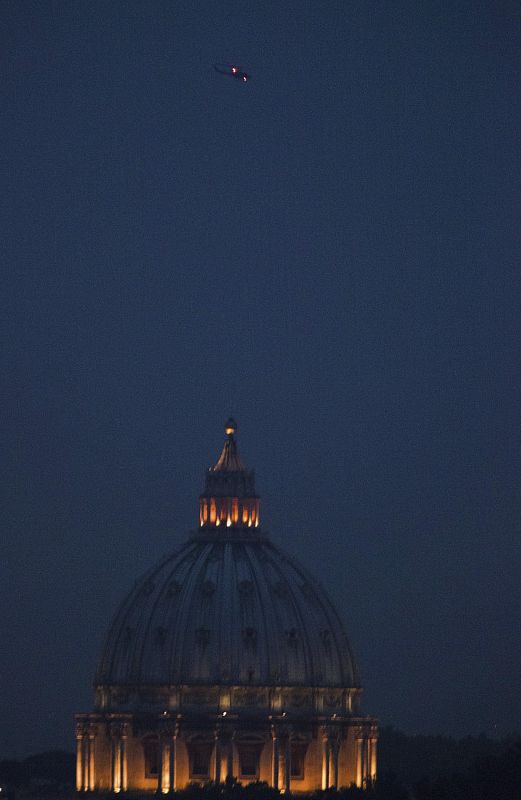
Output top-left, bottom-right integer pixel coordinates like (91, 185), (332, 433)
(96, 528), (358, 690)
(77, 421), (377, 796)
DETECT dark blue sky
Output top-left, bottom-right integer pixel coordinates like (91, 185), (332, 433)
(2, 0), (520, 758)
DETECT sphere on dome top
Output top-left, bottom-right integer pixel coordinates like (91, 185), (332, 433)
(224, 417), (237, 436)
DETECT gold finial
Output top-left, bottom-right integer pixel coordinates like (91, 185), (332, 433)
(224, 417), (237, 437)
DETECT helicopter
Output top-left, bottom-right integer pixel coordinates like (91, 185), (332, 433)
(214, 63), (250, 83)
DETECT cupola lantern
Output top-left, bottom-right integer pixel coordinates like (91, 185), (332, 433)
(199, 419), (260, 529)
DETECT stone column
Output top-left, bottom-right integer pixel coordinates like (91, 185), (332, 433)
(355, 735), (364, 788)
(164, 736), (172, 793)
(156, 733), (164, 795)
(88, 724), (97, 791)
(214, 729), (222, 783)
(364, 737), (371, 786)
(110, 725), (121, 793)
(331, 737), (339, 790)
(84, 731), (91, 791)
(369, 737), (377, 783)
(224, 732), (234, 781)
(283, 735), (291, 793)
(321, 731), (330, 790)
(169, 728), (178, 794)
(271, 728), (279, 789)
(120, 724), (128, 792)
(76, 724), (84, 792)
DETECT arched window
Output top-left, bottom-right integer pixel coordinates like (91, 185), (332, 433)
(187, 737), (213, 778)
(237, 738), (264, 780)
(143, 738), (159, 778)
(290, 740), (309, 779)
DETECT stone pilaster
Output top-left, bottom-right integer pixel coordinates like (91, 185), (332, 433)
(271, 726), (279, 789)
(214, 727), (222, 783)
(88, 723), (97, 791)
(76, 723), (85, 792)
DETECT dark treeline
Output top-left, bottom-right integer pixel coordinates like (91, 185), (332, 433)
(378, 725), (517, 783)
(1, 729), (520, 799)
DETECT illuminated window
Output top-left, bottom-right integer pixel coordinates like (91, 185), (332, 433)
(210, 500), (217, 524)
(242, 504), (249, 524)
(232, 498), (239, 524)
(143, 738), (159, 778)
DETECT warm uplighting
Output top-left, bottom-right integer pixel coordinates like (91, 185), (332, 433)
(200, 494), (260, 530)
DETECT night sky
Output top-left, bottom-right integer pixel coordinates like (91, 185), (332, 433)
(2, 1), (520, 758)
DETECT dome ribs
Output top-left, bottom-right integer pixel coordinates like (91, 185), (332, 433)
(134, 547), (190, 684)
(171, 543), (214, 683)
(96, 537), (359, 694)
(241, 542), (278, 685)
(219, 542), (235, 682)
(264, 543), (315, 686)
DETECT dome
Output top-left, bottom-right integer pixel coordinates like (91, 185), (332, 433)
(78, 422), (377, 796)
(96, 535), (359, 689)
(96, 420), (359, 693)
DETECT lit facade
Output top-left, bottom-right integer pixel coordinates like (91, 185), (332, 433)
(75, 420), (377, 793)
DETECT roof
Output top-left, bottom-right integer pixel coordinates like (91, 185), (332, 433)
(95, 536), (359, 690)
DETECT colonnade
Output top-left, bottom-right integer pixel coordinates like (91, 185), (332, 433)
(76, 723), (97, 792)
(320, 728), (341, 789)
(355, 732), (378, 787)
(76, 719), (377, 793)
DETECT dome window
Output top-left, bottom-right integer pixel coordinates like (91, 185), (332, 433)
(320, 629), (332, 655)
(242, 627), (257, 646)
(196, 627), (210, 645)
(301, 582), (315, 599)
(238, 579), (254, 597)
(167, 580), (182, 597)
(155, 627), (166, 646)
(285, 628), (299, 645)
